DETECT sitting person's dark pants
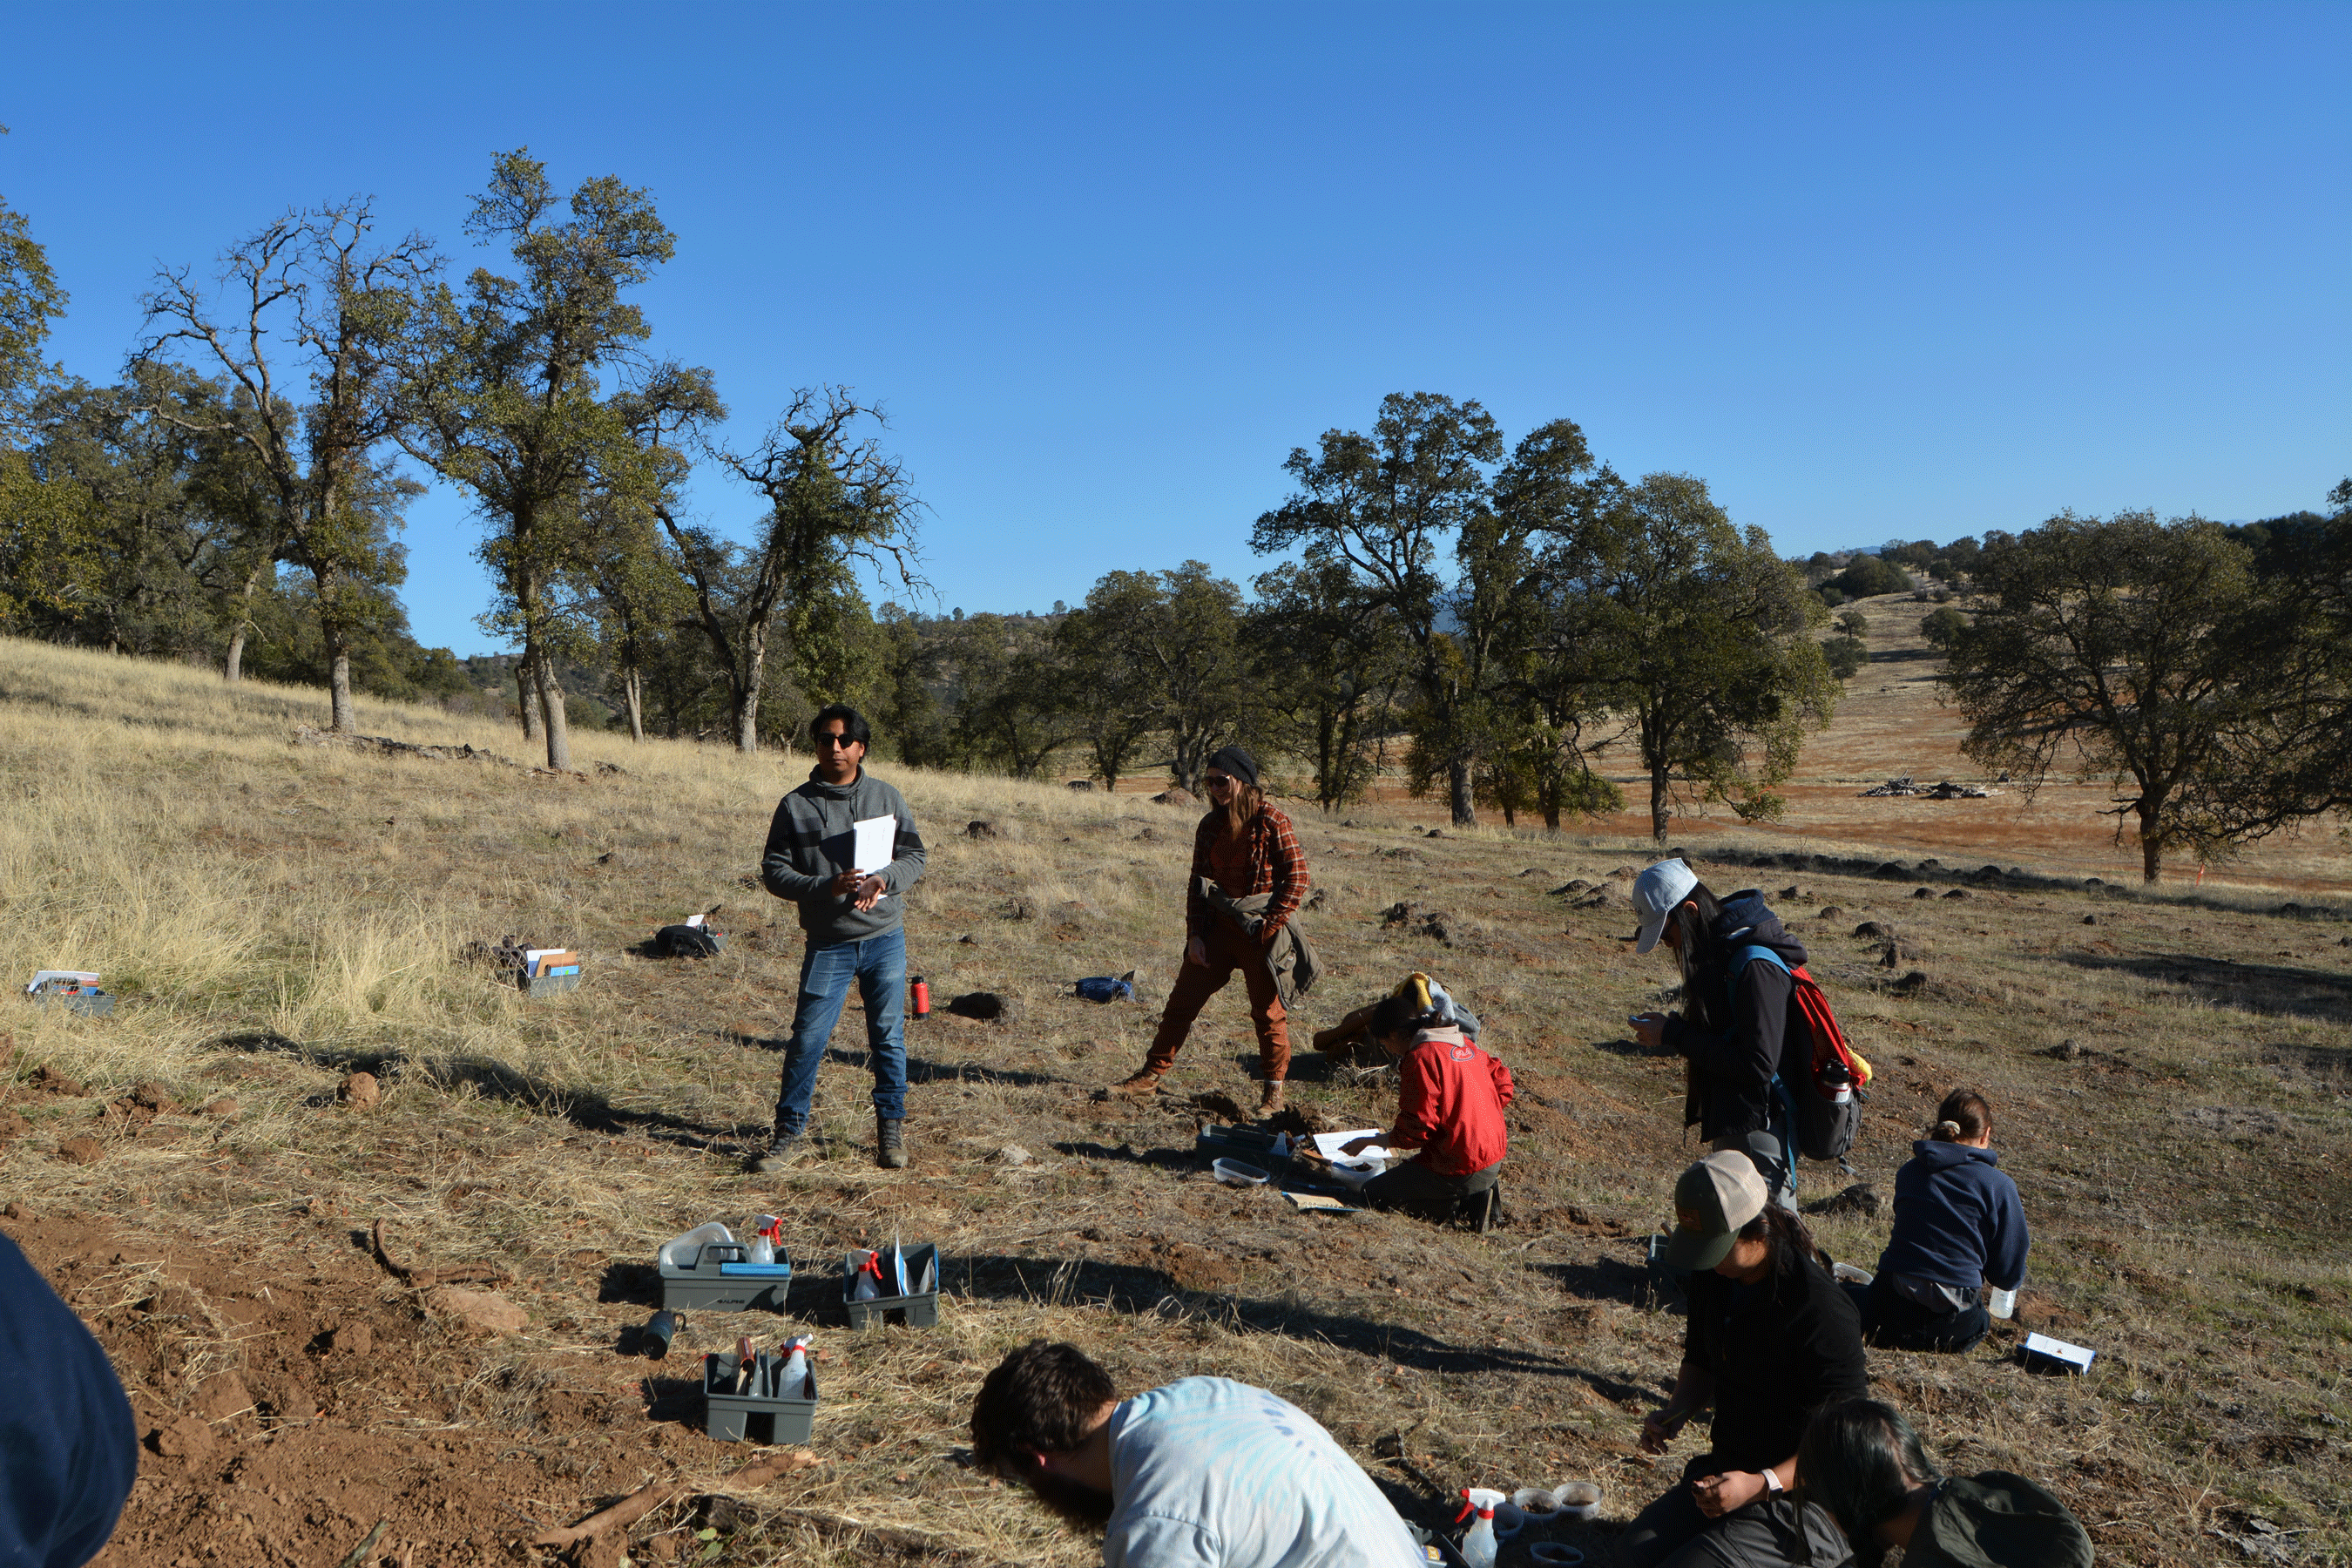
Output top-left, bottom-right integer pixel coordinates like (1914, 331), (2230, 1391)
(1360, 1156), (1500, 1220)
(1847, 1275), (1990, 1354)
(1623, 1456), (1850, 1568)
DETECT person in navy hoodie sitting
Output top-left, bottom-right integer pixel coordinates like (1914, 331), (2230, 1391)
(1851, 1090), (2028, 1353)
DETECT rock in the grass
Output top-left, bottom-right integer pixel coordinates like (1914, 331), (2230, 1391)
(56, 1137), (102, 1166)
(1802, 1183), (1882, 1218)
(1425, 828), (1445, 839)
(328, 1322), (374, 1355)
(1154, 787), (1197, 808)
(1943, 889), (1970, 900)
(341, 1071), (380, 1108)
(2048, 1038), (2086, 1061)
(131, 1081), (179, 1113)
(1517, 868), (1550, 878)
(1819, 905), (1845, 921)
(1889, 970), (1929, 995)
(995, 1145), (1033, 1166)
(1302, 886), (1328, 911)
(965, 819), (999, 840)
(1854, 921), (1891, 939)
(1912, 887), (1936, 899)
(2082, 914), (2099, 926)
(200, 1095), (240, 1120)
(1067, 779), (1094, 791)
(426, 1287), (527, 1335)
(1133, 825), (1160, 842)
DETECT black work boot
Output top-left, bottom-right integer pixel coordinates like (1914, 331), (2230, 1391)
(750, 1129), (805, 1173)
(876, 1114), (908, 1170)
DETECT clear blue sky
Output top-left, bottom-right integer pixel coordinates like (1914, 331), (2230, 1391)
(5, 2), (2346, 654)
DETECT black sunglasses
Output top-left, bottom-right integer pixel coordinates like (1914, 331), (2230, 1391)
(1202, 774), (1235, 787)
(816, 732), (858, 747)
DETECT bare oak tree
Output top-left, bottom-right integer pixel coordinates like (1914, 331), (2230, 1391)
(140, 200), (429, 725)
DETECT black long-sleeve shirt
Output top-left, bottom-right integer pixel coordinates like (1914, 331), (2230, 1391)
(1661, 891), (1808, 1141)
(1682, 1253), (1869, 1473)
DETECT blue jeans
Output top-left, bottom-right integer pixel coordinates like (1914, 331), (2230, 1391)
(773, 928), (906, 1135)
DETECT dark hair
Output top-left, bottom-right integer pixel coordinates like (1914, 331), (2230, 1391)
(1367, 990), (1440, 1044)
(809, 704), (872, 748)
(1794, 1399), (1943, 1568)
(1736, 1201), (1822, 1297)
(1930, 1089), (1991, 1143)
(970, 1341), (1118, 1475)
(1669, 881), (1732, 1032)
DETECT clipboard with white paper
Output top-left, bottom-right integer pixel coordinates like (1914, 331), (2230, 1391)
(850, 815), (896, 876)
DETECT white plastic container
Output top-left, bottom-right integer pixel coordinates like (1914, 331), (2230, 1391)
(1511, 1487), (1558, 1517)
(657, 1220), (735, 1272)
(1554, 1480), (1602, 1520)
(1987, 1287), (2017, 1320)
(1832, 1261), (1874, 1287)
(1213, 1158), (1269, 1187)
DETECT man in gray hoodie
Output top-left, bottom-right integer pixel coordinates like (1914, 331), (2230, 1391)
(752, 705), (928, 1172)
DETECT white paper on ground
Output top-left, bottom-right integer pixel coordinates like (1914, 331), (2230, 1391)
(686, 913), (706, 928)
(26, 970), (101, 993)
(2023, 1331), (2094, 1369)
(1312, 1129), (1389, 1163)
(851, 814), (896, 875)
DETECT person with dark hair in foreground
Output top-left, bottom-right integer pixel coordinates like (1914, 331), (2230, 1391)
(1629, 860), (1808, 1206)
(1339, 973), (1512, 1225)
(751, 703), (928, 1172)
(0, 1232), (139, 1566)
(970, 1341), (1423, 1567)
(1795, 1399), (2092, 1567)
(1624, 1152), (1867, 1568)
(1852, 1091), (2029, 1353)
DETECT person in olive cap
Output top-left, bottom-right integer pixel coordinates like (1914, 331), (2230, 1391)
(1108, 745), (1315, 1116)
(1624, 1151), (1865, 1568)
(1796, 1400), (2092, 1567)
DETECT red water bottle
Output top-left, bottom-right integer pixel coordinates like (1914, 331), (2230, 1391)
(910, 975), (929, 1019)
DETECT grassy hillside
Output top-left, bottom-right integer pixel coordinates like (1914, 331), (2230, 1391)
(1, 634), (2347, 1568)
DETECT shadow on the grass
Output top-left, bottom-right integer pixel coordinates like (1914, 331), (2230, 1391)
(1049, 1139), (1195, 1171)
(956, 1251), (1667, 1403)
(216, 1030), (748, 1154)
(717, 1027), (1071, 1087)
(2050, 950), (2352, 1023)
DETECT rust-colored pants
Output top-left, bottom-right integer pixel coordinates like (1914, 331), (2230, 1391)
(1141, 920), (1289, 1082)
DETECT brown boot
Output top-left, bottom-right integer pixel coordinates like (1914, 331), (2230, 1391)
(1256, 1079), (1286, 1117)
(1107, 1069), (1165, 1098)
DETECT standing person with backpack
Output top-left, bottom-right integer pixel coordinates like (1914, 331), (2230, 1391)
(1106, 746), (1313, 1117)
(1848, 1091), (2029, 1353)
(1630, 861), (1861, 1206)
(749, 705), (928, 1173)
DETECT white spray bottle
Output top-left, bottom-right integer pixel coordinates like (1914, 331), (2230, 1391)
(1456, 1488), (1504, 1568)
(780, 1335), (813, 1398)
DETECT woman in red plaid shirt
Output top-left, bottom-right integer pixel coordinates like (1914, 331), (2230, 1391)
(1109, 746), (1310, 1116)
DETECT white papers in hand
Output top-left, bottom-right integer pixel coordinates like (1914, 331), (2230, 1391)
(851, 814), (896, 875)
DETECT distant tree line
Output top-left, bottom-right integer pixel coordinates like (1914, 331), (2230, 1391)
(5, 159), (2338, 858)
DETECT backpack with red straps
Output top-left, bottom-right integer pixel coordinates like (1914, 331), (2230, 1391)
(1731, 945), (1874, 1162)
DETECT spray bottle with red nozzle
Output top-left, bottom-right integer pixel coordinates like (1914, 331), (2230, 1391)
(747, 1214), (783, 1267)
(852, 1247), (887, 1301)
(1455, 1489), (1504, 1568)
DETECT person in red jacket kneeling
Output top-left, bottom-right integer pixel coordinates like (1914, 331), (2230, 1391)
(1342, 975), (1513, 1222)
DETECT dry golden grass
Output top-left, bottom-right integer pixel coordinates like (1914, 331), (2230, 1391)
(0, 632), (2347, 1568)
